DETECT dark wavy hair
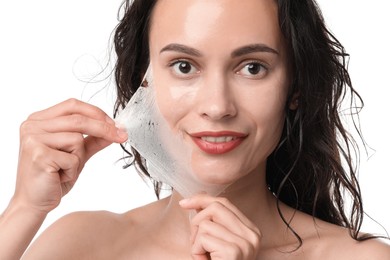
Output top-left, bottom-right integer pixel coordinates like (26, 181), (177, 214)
(112, 0), (373, 244)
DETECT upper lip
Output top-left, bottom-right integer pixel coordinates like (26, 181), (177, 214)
(189, 131), (248, 138)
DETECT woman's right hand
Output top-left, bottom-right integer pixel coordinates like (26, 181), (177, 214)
(12, 98), (128, 215)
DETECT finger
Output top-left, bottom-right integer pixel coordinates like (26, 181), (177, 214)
(181, 196), (261, 247)
(20, 132), (86, 170)
(191, 253), (209, 260)
(52, 151), (81, 184)
(41, 133), (116, 165)
(189, 203), (254, 246)
(27, 98), (115, 125)
(41, 149), (81, 197)
(22, 132), (85, 152)
(180, 194), (240, 215)
(21, 131), (115, 177)
(22, 114), (127, 143)
(83, 135), (113, 161)
(23, 144), (81, 184)
(194, 219), (256, 258)
(191, 254), (209, 260)
(35, 132), (113, 170)
(20, 133), (84, 178)
(192, 229), (242, 260)
(180, 194), (256, 231)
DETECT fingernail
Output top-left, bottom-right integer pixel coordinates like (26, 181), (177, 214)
(117, 128), (128, 139)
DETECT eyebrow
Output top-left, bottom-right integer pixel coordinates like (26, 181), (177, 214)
(160, 43), (279, 57)
(231, 44), (279, 57)
(160, 43), (202, 57)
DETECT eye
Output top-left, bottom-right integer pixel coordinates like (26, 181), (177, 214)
(236, 61), (268, 79)
(170, 60), (199, 77)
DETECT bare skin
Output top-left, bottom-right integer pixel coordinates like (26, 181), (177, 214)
(23, 190), (390, 259)
(1, 0), (390, 259)
(0, 98), (128, 259)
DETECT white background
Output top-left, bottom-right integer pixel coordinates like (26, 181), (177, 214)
(0, 0), (389, 240)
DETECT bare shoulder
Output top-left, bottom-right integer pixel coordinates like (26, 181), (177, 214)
(22, 210), (126, 259)
(304, 219), (390, 260)
(281, 208), (390, 260)
(338, 236), (390, 260)
(23, 198), (167, 260)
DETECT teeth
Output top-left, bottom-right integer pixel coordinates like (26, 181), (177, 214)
(201, 136), (235, 143)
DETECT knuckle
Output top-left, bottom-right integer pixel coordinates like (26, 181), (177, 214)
(226, 243), (242, 257)
(217, 197), (230, 206)
(253, 227), (262, 243)
(19, 120), (33, 136)
(69, 114), (85, 128)
(206, 202), (221, 214)
(70, 152), (81, 165)
(248, 231), (261, 256)
(198, 219), (211, 230)
(210, 200), (225, 211)
(30, 146), (49, 166)
(72, 134), (85, 145)
(243, 241), (255, 258)
(66, 136), (86, 154)
(20, 135), (39, 150)
(253, 236), (261, 250)
(26, 111), (39, 120)
(65, 98), (80, 108)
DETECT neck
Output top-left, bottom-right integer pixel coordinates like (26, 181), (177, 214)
(162, 165), (287, 248)
(218, 165), (276, 225)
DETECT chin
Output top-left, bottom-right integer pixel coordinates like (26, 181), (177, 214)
(191, 161), (246, 186)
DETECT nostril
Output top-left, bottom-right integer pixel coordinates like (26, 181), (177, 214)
(195, 76), (237, 120)
(200, 102), (237, 120)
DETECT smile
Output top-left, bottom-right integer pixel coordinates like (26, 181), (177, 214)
(201, 136), (236, 143)
(190, 131), (247, 154)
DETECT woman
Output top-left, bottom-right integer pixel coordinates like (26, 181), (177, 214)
(1, 0), (389, 259)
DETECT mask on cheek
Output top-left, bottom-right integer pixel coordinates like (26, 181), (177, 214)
(115, 65), (229, 198)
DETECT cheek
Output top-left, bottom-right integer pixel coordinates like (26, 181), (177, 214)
(241, 84), (287, 155)
(153, 73), (197, 130)
(253, 94), (285, 130)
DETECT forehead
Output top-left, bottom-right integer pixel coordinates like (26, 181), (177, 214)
(149, 0), (283, 55)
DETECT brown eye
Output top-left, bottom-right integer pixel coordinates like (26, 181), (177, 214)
(171, 60), (198, 76)
(237, 61), (268, 79)
(247, 63), (261, 75)
(178, 62), (192, 73)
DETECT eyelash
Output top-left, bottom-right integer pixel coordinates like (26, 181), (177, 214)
(235, 60), (268, 79)
(167, 59), (269, 79)
(168, 59), (199, 78)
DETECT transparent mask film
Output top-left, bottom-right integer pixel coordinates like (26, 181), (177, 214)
(115, 64), (229, 198)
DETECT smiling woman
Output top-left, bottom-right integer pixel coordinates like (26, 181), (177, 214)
(0, 0), (389, 259)
(149, 0), (290, 191)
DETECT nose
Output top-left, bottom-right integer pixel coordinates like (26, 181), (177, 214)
(195, 74), (237, 121)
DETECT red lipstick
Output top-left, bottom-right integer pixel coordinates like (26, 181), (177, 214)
(190, 131), (247, 154)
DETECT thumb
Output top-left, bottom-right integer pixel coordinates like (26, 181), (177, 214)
(84, 136), (113, 161)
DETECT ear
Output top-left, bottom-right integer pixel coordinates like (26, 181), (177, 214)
(289, 92), (300, 110)
(140, 64), (152, 88)
(141, 78), (149, 87)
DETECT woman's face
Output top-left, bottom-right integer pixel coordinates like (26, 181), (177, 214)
(149, 0), (291, 185)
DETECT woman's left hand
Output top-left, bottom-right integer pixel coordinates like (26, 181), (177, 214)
(179, 194), (261, 260)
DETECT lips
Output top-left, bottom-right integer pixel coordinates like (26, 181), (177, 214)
(190, 131), (247, 154)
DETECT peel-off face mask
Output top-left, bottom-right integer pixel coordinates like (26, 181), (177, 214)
(115, 65), (228, 198)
